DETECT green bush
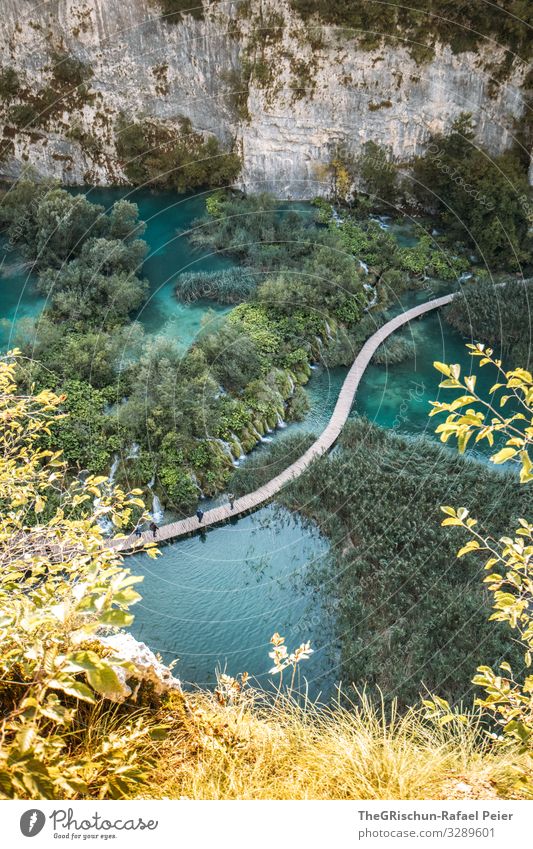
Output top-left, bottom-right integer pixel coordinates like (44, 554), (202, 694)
(0, 66), (20, 100)
(50, 51), (93, 87)
(115, 115), (241, 191)
(150, 0), (205, 24)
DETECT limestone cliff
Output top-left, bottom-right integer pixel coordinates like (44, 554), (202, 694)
(0, 0), (530, 196)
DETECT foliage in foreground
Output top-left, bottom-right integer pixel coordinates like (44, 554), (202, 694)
(149, 689), (529, 800)
(0, 353), (158, 798)
(428, 345), (533, 753)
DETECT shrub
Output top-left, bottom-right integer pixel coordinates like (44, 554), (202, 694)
(149, 0), (205, 24)
(50, 51), (93, 87)
(115, 115), (241, 190)
(0, 66), (20, 100)
(175, 267), (258, 304)
(0, 353), (160, 799)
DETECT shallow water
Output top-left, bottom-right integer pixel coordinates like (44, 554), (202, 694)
(73, 187), (234, 349)
(0, 237), (44, 348)
(129, 505), (333, 695)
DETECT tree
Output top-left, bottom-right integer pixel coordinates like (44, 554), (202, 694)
(356, 141), (397, 205)
(0, 352), (158, 798)
(427, 345), (533, 767)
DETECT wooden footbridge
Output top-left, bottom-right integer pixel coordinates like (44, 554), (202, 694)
(112, 294), (453, 551)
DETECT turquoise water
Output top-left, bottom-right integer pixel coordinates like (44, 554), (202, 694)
(130, 304), (496, 693)
(0, 237), (45, 348)
(0, 193), (492, 694)
(74, 187), (233, 348)
(0, 187), (233, 351)
(129, 505), (333, 694)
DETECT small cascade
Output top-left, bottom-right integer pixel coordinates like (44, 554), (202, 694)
(459, 272), (473, 283)
(109, 455), (119, 485)
(94, 454), (119, 535)
(230, 432), (244, 458)
(276, 412), (287, 429)
(151, 493), (164, 524)
(331, 207), (344, 226)
(251, 424), (270, 444)
(211, 437), (235, 463)
(324, 321), (333, 340)
(363, 283), (378, 310)
(126, 442), (140, 460)
(190, 472), (204, 499)
(358, 259), (369, 275)
(286, 374), (295, 396)
(147, 476), (164, 524)
(371, 214), (391, 231)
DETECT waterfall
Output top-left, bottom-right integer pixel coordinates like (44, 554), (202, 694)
(331, 207), (344, 226)
(286, 374), (295, 396)
(109, 455), (119, 485)
(210, 437), (234, 462)
(363, 283), (378, 310)
(151, 493), (164, 524)
(359, 259), (369, 274)
(126, 442), (140, 460)
(459, 272), (473, 283)
(251, 424), (269, 444)
(190, 472), (204, 499)
(230, 432), (244, 458)
(276, 412), (287, 429)
(371, 214), (391, 231)
(324, 321), (333, 340)
(147, 476), (164, 524)
(94, 454), (119, 535)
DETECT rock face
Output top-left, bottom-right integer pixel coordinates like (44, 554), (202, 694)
(0, 0), (530, 196)
(98, 632), (181, 702)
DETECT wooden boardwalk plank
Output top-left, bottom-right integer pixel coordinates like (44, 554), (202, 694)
(111, 295), (453, 551)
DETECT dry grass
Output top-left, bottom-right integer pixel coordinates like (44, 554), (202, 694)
(144, 690), (532, 800)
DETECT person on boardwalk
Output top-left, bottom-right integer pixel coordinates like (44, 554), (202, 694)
(196, 509), (204, 523)
(134, 525), (143, 540)
(149, 521), (158, 539)
(228, 493), (235, 510)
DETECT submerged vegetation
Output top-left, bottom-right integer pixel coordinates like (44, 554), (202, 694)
(280, 417), (530, 707)
(444, 277), (533, 367)
(175, 267), (258, 304)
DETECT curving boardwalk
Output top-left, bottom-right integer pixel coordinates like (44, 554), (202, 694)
(113, 294), (453, 550)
